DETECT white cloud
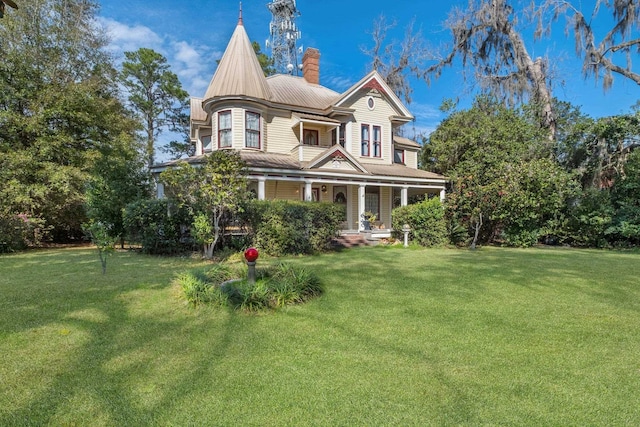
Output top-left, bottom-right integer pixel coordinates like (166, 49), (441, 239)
(170, 41), (220, 96)
(98, 17), (221, 97)
(99, 17), (164, 56)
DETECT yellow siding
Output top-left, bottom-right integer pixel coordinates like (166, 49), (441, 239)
(267, 115), (297, 154)
(266, 181), (301, 201)
(350, 185), (360, 229)
(380, 187), (391, 228)
(344, 90), (397, 165)
(405, 150), (418, 169)
(232, 108), (244, 149)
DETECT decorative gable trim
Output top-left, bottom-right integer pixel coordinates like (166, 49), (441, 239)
(305, 144), (369, 174)
(362, 78), (388, 96)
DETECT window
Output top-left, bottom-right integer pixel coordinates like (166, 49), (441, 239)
(245, 111), (261, 148)
(365, 186), (380, 219)
(201, 135), (212, 152)
(361, 124), (370, 156)
(367, 96), (375, 110)
(373, 126), (381, 157)
(218, 110), (232, 148)
(303, 129), (319, 146)
(332, 123), (346, 147)
(394, 148), (405, 164)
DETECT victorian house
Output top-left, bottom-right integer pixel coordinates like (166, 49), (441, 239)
(153, 13), (446, 234)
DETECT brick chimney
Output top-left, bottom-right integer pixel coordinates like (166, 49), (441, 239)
(302, 48), (320, 85)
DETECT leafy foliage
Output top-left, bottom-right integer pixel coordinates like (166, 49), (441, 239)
(0, 213), (49, 253)
(123, 198), (194, 255)
(0, 0), (140, 242)
(178, 262), (323, 312)
(160, 151), (250, 258)
(425, 97), (577, 247)
(242, 200), (345, 256)
(83, 221), (117, 275)
(120, 48), (189, 168)
(392, 198), (448, 247)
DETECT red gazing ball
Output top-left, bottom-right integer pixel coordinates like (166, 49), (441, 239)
(244, 247), (259, 262)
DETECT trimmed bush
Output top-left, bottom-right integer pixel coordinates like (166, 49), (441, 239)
(241, 200), (345, 256)
(392, 198), (448, 247)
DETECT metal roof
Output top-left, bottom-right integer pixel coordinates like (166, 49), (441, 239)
(203, 21), (272, 102)
(267, 74), (339, 110)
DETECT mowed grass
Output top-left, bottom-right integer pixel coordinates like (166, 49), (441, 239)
(1, 246), (640, 425)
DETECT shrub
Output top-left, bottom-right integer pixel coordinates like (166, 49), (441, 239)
(241, 200), (344, 256)
(392, 198), (448, 247)
(123, 198), (194, 254)
(0, 213), (49, 253)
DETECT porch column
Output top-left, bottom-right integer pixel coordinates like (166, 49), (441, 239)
(440, 188), (446, 202)
(156, 182), (165, 199)
(257, 177), (266, 201)
(304, 180), (313, 201)
(358, 184), (366, 231)
(401, 186), (408, 207)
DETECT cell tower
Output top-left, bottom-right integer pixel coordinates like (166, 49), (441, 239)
(266, 0), (302, 75)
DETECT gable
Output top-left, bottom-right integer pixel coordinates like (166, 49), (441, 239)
(305, 145), (369, 173)
(334, 71), (413, 120)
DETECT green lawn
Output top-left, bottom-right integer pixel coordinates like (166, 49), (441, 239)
(1, 246), (639, 425)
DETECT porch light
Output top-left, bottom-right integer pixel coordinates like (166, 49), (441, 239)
(321, 185), (327, 193)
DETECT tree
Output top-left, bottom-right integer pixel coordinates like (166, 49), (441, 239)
(364, 16), (433, 105)
(0, 0), (138, 243)
(120, 48), (189, 168)
(253, 41), (276, 77)
(427, 0), (556, 139)
(559, 112), (640, 189)
(425, 97), (577, 246)
(160, 150), (249, 259)
(534, 0), (640, 89)
(85, 132), (151, 248)
(608, 149), (640, 245)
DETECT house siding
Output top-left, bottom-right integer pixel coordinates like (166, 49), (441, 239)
(267, 114), (296, 154)
(405, 150), (418, 169)
(344, 90), (397, 165)
(266, 181), (301, 201)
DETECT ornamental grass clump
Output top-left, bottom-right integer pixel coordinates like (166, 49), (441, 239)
(176, 262), (323, 312)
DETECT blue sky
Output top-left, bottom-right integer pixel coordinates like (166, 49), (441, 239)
(99, 0), (639, 142)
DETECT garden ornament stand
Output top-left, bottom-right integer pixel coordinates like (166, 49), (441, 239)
(244, 247), (259, 285)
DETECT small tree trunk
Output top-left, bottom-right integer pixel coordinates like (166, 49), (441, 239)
(470, 212), (483, 250)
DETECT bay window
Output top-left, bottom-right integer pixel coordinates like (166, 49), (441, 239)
(218, 110), (232, 148)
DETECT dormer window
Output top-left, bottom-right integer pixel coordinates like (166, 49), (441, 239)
(218, 110), (232, 148)
(245, 111), (261, 149)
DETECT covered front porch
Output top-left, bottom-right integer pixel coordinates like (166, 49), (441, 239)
(248, 174), (446, 233)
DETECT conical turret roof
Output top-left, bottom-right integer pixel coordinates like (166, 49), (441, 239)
(203, 14), (272, 102)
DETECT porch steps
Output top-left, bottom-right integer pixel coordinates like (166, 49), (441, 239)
(331, 233), (377, 248)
